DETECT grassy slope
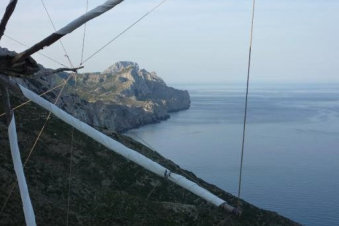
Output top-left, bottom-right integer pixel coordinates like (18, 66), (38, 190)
(0, 95), (299, 225)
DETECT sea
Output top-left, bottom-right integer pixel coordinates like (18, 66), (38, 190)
(125, 83), (339, 226)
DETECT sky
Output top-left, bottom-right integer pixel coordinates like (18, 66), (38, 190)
(0, 0), (338, 84)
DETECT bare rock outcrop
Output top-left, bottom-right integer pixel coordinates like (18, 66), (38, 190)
(20, 61), (190, 132)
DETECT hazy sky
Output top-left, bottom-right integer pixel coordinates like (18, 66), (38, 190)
(0, 0), (338, 84)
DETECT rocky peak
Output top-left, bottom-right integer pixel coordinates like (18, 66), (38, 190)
(3, 58), (190, 132)
(138, 69), (166, 85)
(103, 61), (139, 74)
(102, 61), (165, 85)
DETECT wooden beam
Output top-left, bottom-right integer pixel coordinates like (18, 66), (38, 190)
(12, 0), (124, 64)
(0, 0), (18, 40)
(0, 73), (22, 94)
(1, 88), (38, 225)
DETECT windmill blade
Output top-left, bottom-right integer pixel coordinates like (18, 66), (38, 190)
(18, 84), (235, 213)
(7, 114), (37, 226)
(0, 0), (18, 40)
(12, 0), (124, 64)
(1, 85), (36, 226)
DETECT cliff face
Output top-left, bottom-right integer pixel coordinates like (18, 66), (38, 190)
(20, 61), (190, 132)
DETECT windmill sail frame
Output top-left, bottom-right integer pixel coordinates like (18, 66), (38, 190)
(0, 0), (237, 224)
(12, 0), (124, 64)
(0, 85), (36, 226)
(7, 115), (36, 226)
(1, 0), (126, 224)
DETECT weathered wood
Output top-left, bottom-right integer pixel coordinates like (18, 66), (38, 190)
(31, 66), (84, 78)
(11, 33), (64, 65)
(0, 54), (40, 77)
(12, 0), (124, 64)
(5, 104), (37, 226)
(0, 73), (21, 94)
(0, 53), (83, 78)
(0, 0), (18, 40)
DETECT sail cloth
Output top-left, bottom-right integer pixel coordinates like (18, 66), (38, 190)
(18, 85), (235, 212)
(8, 115), (36, 226)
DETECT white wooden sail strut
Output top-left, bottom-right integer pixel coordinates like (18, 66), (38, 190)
(0, 85), (37, 226)
(18, 84), (236, 213)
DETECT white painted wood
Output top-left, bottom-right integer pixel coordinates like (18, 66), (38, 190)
(19, 84), (234, 210)
(8, 116), (36, 226)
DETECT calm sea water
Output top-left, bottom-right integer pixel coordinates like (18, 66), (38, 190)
(126, 83), (339, 226)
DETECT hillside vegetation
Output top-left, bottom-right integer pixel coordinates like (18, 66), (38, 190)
(0, 94), (299, 225)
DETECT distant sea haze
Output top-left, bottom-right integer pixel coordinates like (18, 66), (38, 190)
(126, 83), (339, 226)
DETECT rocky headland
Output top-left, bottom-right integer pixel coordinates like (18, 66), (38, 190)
(20, 61), (190, 132)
